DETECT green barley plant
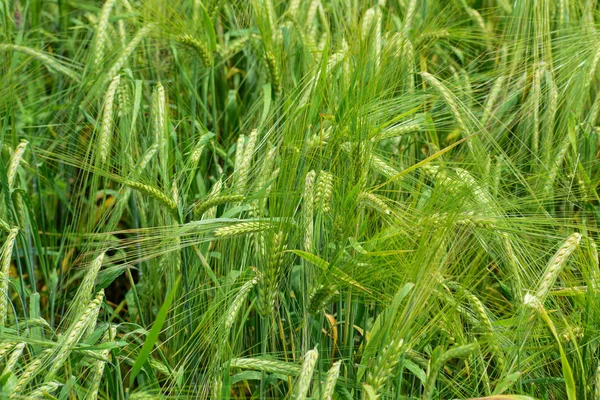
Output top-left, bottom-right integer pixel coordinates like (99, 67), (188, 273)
(2, 0), (600, 399)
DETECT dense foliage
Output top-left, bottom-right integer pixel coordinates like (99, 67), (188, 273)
(1, 0), (600, 399)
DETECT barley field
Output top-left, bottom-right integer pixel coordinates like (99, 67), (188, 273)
(1, 0), (600, 399)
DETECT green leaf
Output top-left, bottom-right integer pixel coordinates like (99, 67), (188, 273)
(357, 283), (414, 381)
(129, 277), (180, 385)
(200, 5), (217, 52)
(404, 359), (427, 384)
(289, 249), (371, 293)
(533, 304), (576, 400)
(492, 371), (522, 395)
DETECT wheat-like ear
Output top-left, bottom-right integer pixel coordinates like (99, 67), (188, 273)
(465, 292), (505, 368)
(231, 357), (301, 376)
(423, 343), (478, 400)
(1, 342), (25, 375)
(0, 218), (11, 232)
(287, 0), (302, 17)
(361, 7), (381, 68)
(294, 348), (319, 400)
(195, 195), (245, 219)
(235, 129), (258, 195)
(314, 171), (334, 214)
(255, 145), (278, 193)
(234, 134), (246, 177)
(98, 75), (120, 165)
(188, 132), (213, 169)
(196, 180), (223, 220)
(306, 0), (321, 37)
(544, 135), (571, 197)
(85, 325), (116, 400)
(321, 360), (342, 400)
(358, 192), (391, 215)
(0, 341), (15, 359)
(152, 83), (167, 167)
(299, 39), (347, 105)
(0, 45), (80, 81)
(257, 231), (286, 317)
(118, 77), (131, 114)
(365, 337), (404, 399)
(25, 382), (61, 399)
(308, 284), (338, 314)
(482, 75), (506, 125)
(93, 0), (118, 66)
(175, 34), (213, 67)
(106, 24), (154, 83)
(214, 221), (271, 238)
(45, 290), (105, 381)
(304, 170), (316, 251)
(7, 140), (28, 189)
(536, 232), (581, 302)
(122, 179), (178, 217)
(129, 390), (161, 400)
(223, 276), (260, 334)
(11, 348), (53, 396)
(421, 72), (469, 135)
(371, 122), (421, 142)
(404, 0), (417, 32)
(265, 51), (281, 95)
(73, 252), (106, 319)
(370, 154), (400, 180)
(0, 228), (19, 326)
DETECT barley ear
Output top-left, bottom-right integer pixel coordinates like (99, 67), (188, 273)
(303, 170), (316, 251)
(0, 44), (80, 82)
(314, 171), (334, 214)
(105, 24), (154, 84)
(1, 342), (25, 375)
(12, 348), (53, 396)
(214, 221), (271, 238)
(321, 360), (342, 400)
(98, 75), (120, 165)
(73, 251), (106, 319)
(7, 140), (28, 189)
(265, 50), (281, 96)
(25, 382), (61, 399)
(123, 180), (178, 217)
(194, 195), (245, 219)
(235, 129), (258, 195)
(423, 343), (478, 400)
(0, 218), (11, 232)
(223, 276), (260, 334)
(175, 34), (213, 67)
(0, 341), (15, 359)
(358, 192), (391, 215)
(45, 290), (104, 381)
(85, 325), (116, 400)
(421, 72), (469, 140)
(365, 338), (404, 399)
(294, 348), (319, 400)
(536, 232), (581, 302)
(94, 0), (118, 66)
(198, 180), (223, 220)
(231, 357), (301, 376)
(309, 284), (338, 314)
(288, 0), (302, 17)
(257, 231), (286, 317)
(0, 228), (19, 326)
